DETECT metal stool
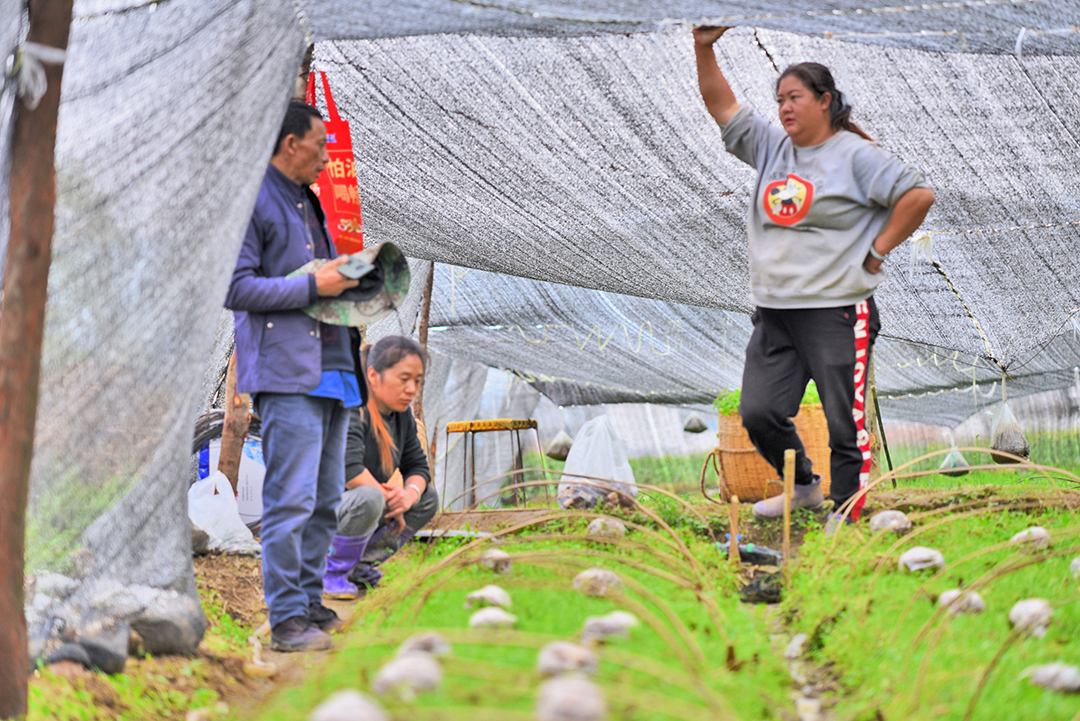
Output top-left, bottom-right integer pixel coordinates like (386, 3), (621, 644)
(444, 419), (546, 508)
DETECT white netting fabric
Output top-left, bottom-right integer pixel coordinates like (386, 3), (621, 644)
(1, 0), (308, 660)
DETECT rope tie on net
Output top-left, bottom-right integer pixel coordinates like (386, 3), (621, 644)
(5, 42), (67, 111)
(1014, 26), (1028, 58)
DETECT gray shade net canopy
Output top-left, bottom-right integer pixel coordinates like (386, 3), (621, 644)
(0, 0), (1076, 664)
(317, 26), (1080, 375)
(405, 262), (1080, 426)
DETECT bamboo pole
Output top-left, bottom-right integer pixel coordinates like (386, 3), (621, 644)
(728, 496), (740, 564)
(0, 1), (74, 716)
(782, 449), (795, 580)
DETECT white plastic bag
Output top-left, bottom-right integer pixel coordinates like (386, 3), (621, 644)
(938, 430), (969, 477)
(187, 470), (261, 555)
(199, 437), (266, 525)
(556, 416), (637, 509)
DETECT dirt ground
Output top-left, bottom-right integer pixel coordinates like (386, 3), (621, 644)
(194, 553), (267, 631)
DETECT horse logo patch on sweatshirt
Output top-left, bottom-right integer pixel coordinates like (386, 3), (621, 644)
(763, 173), (814, 226)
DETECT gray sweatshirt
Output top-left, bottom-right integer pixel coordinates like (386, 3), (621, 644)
(721, 106), (929, 309)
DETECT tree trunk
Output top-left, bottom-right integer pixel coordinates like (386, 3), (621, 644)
(216, 353), (250, 494)
(0, 1), (74, 716)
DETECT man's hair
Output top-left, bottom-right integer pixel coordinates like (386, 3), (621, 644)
(274, 101), (323, 155)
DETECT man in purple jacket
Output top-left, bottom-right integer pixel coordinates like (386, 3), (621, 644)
(225, 102), (361, 652)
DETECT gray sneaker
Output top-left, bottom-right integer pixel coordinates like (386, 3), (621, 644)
(751, 476), (824, 518)
(270, 616), (333, 652)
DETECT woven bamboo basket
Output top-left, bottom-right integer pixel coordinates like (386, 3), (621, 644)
(711, 404), (832, 503)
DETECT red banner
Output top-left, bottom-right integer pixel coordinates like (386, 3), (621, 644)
(306, 72), (364, 254)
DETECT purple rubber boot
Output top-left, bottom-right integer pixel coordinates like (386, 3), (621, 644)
(323, 533), (372, 601)
(347, 527), (418, 591)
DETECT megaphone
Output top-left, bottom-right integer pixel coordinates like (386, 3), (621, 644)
(287, 242), (411, 327)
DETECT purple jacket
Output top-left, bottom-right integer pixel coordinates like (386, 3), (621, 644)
(225, 164), (335, 395)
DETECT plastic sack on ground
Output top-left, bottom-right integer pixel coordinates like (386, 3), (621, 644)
(556, 415), (637, 509)
(187, 471), (261, 555)
(938, 431), (969, 477)
(990, 402), (1030, 464)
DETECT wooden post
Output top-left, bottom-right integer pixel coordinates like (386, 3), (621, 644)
(0, 1), (74, 716)
(216, 353), (250, 494)
(728, 495), (740, 564)
(412, 260), (435, 444)
(783, 449), (795, 580)
(293, 44), (314, 101)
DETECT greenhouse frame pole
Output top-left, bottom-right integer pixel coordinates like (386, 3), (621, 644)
(0, 0), (73, 716)
(413, 260), (435, 435)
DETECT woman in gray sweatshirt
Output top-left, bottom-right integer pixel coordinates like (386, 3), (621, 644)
(694, 26), (935, 528)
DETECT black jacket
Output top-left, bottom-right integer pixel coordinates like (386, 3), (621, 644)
(343, 405), (431, 486)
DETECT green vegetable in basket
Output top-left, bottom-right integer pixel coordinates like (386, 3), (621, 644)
(713, 382), (820, 416)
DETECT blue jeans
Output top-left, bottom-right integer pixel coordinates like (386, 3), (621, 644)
(255, 393), (349, 627)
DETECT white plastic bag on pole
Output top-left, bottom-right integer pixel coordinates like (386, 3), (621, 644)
(556, 416), (637, 509)
(188, 470), (261, 555)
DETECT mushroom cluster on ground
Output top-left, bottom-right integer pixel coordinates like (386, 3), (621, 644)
(573, 568), (623, 597)
(372, 632), (452, 700)
(465, 584), (513, 609)
(586, 517), (626, 539)
(898, 547), (945, 572)
(869, 510), (912, 535)
(477, 549), (514, 574)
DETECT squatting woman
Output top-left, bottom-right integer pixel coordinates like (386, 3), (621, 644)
(323, 335), (437, 599)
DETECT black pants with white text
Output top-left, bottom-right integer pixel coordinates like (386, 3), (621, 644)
(739, 298), (880, 520)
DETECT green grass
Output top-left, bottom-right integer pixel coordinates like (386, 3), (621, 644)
(884, 430), (1080, 478)
(786, 500), (1080, 720)
(245, 515), (792, 721)
(240, 471), (1080, 721)
(28, 657), (226, 721)
(25, 467), (131, 575)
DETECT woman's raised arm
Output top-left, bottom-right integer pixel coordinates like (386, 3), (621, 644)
(694, 27), (741, 126)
